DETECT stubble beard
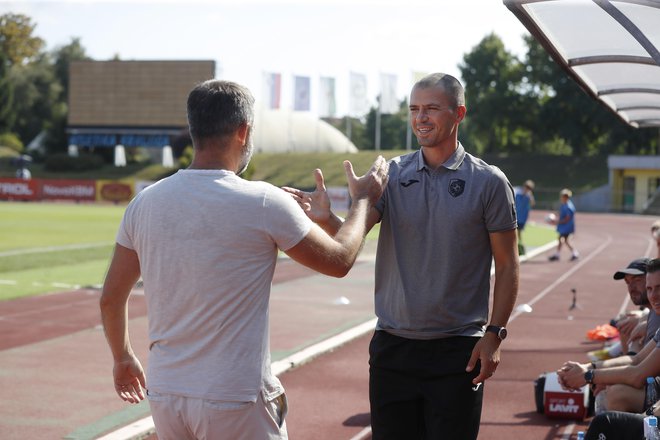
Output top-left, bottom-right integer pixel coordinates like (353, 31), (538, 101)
(237, 130), (254, 176)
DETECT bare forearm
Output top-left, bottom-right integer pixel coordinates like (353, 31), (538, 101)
(318, 211), (344, 236)
(593, 365), (645, 388)
(100, 296), (134, 362)
(329, 198), (371, 273)
(490, 262), (519, 326)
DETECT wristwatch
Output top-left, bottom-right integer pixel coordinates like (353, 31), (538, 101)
(584, 369), (595, 385)
(486, 325), (508, 341)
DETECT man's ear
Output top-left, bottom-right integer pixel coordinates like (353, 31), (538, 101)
(455, 105), (467, 123)
(236, 123), (249, 144)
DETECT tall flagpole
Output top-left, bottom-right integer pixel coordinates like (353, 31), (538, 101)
(406, 109), (412, 151)
(375, 95), (381, 152)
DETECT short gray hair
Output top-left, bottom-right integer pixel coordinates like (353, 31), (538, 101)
(187, 79), (254, 143)
(413, 73), (465, 108)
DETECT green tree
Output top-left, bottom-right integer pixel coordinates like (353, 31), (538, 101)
(52, 37), (90, 101)
(0, 13), (44, 67)
(0, 50), (15, 133)
(363, 100), (408, 151)
(45, 38), (91, 153)
(519, 35), (656, 156)
(9, 53), (62, 146)
(458, 33), (527, 154)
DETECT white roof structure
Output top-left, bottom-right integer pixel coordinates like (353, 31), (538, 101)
(252, 109), (359, 153)
(504, 0), (660, 128)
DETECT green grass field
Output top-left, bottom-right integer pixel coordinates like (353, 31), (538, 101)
(0, 202), (125, 301)
(0, 201), (556, 302)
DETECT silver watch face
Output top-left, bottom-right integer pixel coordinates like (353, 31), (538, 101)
(498, 328), (507, 340)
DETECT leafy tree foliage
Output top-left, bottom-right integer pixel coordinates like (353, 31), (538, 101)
(459, 33), (527, 154)
(45, 38), (91, 153)
(1, 11), (657, 165)
(0, 13), (44, 67)
(460, 33), (658, 156)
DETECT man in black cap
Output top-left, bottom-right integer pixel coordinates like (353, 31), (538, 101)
(612, 257), (659, 355)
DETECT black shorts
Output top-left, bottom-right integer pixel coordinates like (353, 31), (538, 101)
(585, 411), (644, 440)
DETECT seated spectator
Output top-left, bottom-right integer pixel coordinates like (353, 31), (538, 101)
(612, 258), (659, 355)
(557, 258), (660, 413)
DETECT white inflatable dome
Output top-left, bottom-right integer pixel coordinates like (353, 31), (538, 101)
(252, 109), (358, 153)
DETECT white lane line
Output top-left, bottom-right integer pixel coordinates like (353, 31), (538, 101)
(0, 242), (113, 257)
(98, 320), (380, 440)
(509, 235), (613, 323)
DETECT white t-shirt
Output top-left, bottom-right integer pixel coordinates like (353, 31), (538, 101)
(116, 169), (312, 402)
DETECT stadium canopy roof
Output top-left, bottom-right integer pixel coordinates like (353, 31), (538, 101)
(504, 0), (660, 128)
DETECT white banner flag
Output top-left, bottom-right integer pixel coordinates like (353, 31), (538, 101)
(293, 75), (311, 111)
(318, 76), (336, 117)
(349, 71), (369, 116)
(263, 72), (281, 109)
(380, 73), (399, 114)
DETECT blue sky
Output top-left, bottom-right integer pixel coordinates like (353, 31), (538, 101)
(1, 0), (530, 116)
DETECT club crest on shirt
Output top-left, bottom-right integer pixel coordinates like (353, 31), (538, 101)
(448, 179), (465, 197)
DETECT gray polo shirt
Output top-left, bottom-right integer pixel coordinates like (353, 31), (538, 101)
(374, 143), (517, 339)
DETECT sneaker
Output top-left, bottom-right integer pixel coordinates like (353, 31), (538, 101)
(570, 254), (579, 261)
(548, 255), (559, 261)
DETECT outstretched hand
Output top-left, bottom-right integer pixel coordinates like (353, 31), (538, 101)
(344, 155), (389, 205)
(282, 168), (331, 223)
(113, 356), (146, 404)
(282, 155), (389, 220)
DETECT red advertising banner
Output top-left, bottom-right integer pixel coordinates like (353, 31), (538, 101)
(0, 178), (136, 203)
(40, 179), (96, 201)
(0, 178), (40, 201)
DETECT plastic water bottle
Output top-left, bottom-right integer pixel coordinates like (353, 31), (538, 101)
(576, 431), (585, 440)
(646, 377), (658, 412)
(644, 415), (660, 440)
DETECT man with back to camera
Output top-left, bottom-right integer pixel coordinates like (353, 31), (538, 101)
(99, 79), (389, 440)
(283, 73), (519, 439)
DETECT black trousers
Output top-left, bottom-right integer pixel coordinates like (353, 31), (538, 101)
(584, 411), (644, 440)
(369, 331), (483, 440)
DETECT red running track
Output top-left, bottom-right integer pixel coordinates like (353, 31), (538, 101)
(0, 210), (656, 439)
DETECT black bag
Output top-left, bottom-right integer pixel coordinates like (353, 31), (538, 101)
(534, 373), (546, 414)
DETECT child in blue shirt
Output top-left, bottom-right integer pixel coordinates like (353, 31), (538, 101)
(548, 188), (579, 261)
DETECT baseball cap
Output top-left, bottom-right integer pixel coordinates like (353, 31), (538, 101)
(613, 257), (649, 280)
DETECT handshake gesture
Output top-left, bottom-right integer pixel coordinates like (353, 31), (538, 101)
(283, 155), (389, 223)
